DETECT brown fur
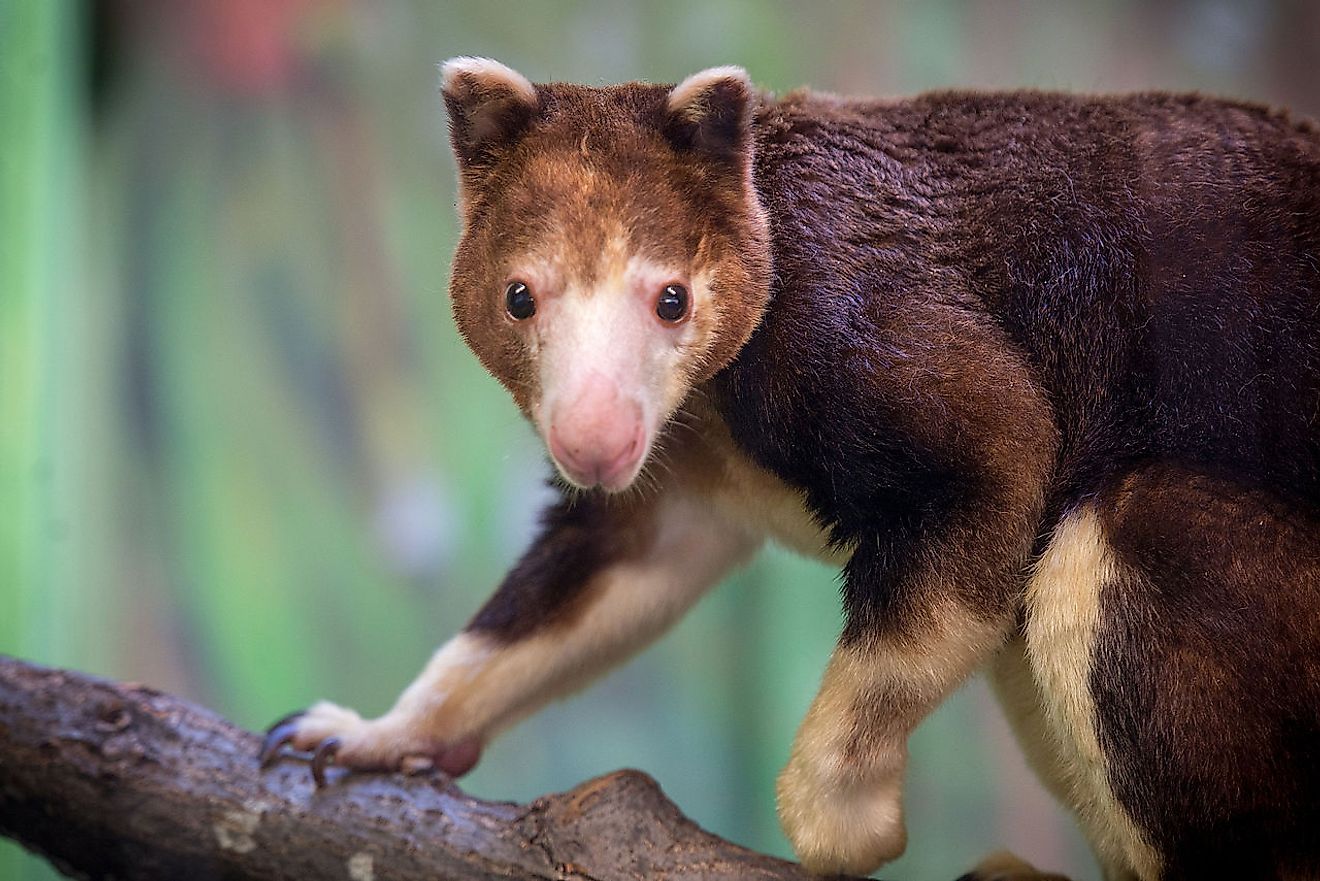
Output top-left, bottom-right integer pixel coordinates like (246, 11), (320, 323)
(466, 488), (656, 641)
(445, 67), (771, 413)
(269, 63), (1320, 881)
(1096, 466), (1320, 879)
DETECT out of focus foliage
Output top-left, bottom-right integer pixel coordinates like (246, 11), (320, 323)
(3, 2), (1315, 879)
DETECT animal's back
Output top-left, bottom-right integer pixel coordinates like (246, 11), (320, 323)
(752, 89), (1320, 512)
(747, 89), (1320, 880)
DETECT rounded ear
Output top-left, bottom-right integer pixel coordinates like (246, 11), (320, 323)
(441, 57), (539, 169)
(663, 66), (754, 163)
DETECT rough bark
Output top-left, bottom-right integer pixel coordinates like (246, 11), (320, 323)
(0, 654), (862, 881)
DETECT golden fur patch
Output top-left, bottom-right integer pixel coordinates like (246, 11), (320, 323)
(776, 644), (909, 875)
(1015, 508), (1162, 881)
(987, 639), (1078, 809)
(776, 605), (1008, 875)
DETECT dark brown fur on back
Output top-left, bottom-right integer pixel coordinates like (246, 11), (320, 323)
(709, 89), (1320, 880)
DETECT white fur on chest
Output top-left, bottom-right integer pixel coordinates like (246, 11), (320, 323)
(697, 429), (848, 567)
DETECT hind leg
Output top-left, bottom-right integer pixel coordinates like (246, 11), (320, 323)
(987, 501), (1166, 881)
(1087, 465), (1320, 880)
(987, 638), (1147, 881)
(998, 463), (1320, 881)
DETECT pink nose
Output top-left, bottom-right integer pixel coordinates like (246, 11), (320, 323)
(547, 375), (645, 489)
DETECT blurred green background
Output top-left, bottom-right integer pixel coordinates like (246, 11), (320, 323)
(3, 1), (1317, 879)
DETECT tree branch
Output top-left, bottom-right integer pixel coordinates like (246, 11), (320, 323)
(0, 654), (857, 881)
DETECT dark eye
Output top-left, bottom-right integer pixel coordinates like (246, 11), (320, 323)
(656, 284), (689, 323)
(505, 281), (536, 320)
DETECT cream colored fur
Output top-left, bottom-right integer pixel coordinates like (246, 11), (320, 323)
(1002, 507), (1162, 881)
(667, 66), (750, 118)
(288, 489), (758, 766)
(776, 646), (909, 875)
(439, 56), (537, 106)
(777, 608), (1009, 875)
(529, 241), (698, 490)
(683, 396), (848, 566)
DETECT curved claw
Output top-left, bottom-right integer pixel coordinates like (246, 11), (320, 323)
(311, 737), (342, 788)
(259, 716), (304, 768)
(264, 710), (306, 735)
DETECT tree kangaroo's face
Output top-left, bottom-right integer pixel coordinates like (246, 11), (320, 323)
(443, 58), (770, 492)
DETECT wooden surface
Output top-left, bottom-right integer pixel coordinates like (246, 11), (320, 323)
(0, 654), (863, 880)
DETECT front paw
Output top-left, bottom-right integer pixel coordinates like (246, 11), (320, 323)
(259, 701), (482, 786)
(776, 748), (907, 876)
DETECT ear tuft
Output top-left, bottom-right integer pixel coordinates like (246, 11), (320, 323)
(664, 66), (754, 161)
(440, 57), (539, 169)
(440, 57), (537, 107)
